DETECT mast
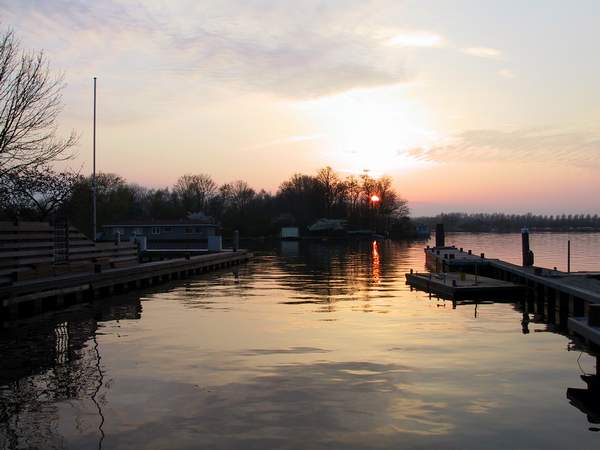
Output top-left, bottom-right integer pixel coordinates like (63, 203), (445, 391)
(92, 76), (97, 242)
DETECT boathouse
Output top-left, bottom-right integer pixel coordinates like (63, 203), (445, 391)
(99, 220), (219, 249)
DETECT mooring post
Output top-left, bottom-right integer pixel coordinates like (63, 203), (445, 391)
(233, 230), (239, 252)
(521, 228), (534, 267)
(435, 223), (445, 248)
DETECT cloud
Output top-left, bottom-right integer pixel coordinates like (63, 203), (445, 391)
(385, 31), (445, 48)
(1, 0), (413, 99)
(401, 128), (600, 168)
(462, 46), (502, 59)
(498, 69), (515, 79)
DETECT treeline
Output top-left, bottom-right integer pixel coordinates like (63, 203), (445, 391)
(0, 28), (414, 239)
(2, 166), (412, 238)
(417, 213), (600, 232)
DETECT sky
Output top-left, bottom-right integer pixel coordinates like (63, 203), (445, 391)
(1, 0), (599, 215)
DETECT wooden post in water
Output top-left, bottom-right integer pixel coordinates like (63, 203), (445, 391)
(435, 223), (445, 248)
(521, 228), (534, 267)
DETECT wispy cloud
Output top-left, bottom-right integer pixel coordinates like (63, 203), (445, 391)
(498, 69), (515, 79)
(385, 31), (445, 48)
(1, 0), (418, 100)
(462, 46), (502, 59)
(401, 128), (600, 168)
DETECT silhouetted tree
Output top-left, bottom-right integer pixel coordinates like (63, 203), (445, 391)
(0, 28), (77, 177)
(0, 165), (80, 219)
(174, 173), (217, 213)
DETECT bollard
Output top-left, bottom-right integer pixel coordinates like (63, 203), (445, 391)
(521, 228), (534, 267)
(233, 230), (239, 252)
(480, 253), (485, 259)
(468, 250), (472, 255)
(435, 223), (445, 248)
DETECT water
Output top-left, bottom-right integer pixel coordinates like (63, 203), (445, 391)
(1, 233), (600, 449)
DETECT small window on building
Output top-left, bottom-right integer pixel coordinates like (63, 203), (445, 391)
(152, 226), (161, 235)
(163, 227), (171, 232)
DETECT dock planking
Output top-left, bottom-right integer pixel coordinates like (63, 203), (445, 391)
(405, 271), (525, 300)
(424, 246), (600, 304)
(0, 249), (251, 322)
(420, 239), (600, 347)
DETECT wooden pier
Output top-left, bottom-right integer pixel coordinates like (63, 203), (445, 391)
(422, 242), (600, 347)
(405, 271), (524, 300)
(0, 221), (251, 322)
(1, 249), (250, 321)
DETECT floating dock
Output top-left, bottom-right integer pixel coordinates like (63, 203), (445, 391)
(420, 226), (600, 347)
(405, 271), (525, 300)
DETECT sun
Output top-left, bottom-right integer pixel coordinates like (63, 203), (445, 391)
(294, 85), (439, 175)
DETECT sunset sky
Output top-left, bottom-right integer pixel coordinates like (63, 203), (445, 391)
(2, 0), (599, 215)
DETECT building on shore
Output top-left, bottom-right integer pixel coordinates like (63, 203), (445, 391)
(99, 220), (219, 249)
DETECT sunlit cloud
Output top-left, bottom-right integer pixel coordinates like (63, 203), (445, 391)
(1, 0), (415, 101)
(385, 31), (445, 48)
(498, 69), (515, 79)
(401, 128), (600, 167)
(462, 47), (502, 59)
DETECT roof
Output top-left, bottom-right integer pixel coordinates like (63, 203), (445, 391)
(103, 220), (217, 228)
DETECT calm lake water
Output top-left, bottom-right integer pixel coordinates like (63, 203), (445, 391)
(1, 232), (600, 449)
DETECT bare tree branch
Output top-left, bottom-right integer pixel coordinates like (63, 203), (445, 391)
(0, 27), (77, 177)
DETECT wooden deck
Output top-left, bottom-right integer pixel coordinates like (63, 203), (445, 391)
(422, 244), (600, 343)
(405, 271), (525, 300)
(0, 249), (251, 321)
(568, 317), (600, 347)
(425, 246), (600, 304)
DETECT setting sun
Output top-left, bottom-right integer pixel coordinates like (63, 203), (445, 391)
(295, 85), (439, 176)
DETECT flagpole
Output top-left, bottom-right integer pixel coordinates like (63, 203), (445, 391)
(92, 76), (97, 242)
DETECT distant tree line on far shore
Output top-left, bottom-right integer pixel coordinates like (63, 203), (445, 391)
(2, 166), (413, 238)
(417, 213), (600, 233)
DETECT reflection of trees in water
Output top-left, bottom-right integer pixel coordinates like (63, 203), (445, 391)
(0, 295), (141, 449)
(275, 241), (410, 309)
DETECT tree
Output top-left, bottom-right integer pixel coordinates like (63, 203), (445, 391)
(0, 165), (80, 219)
(220, 180), (255, 211)
(0, 28), (77, 177)
(315, 166), (344, 216)
(344, 175), (362, 214)
(174, 174), (217, 213)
